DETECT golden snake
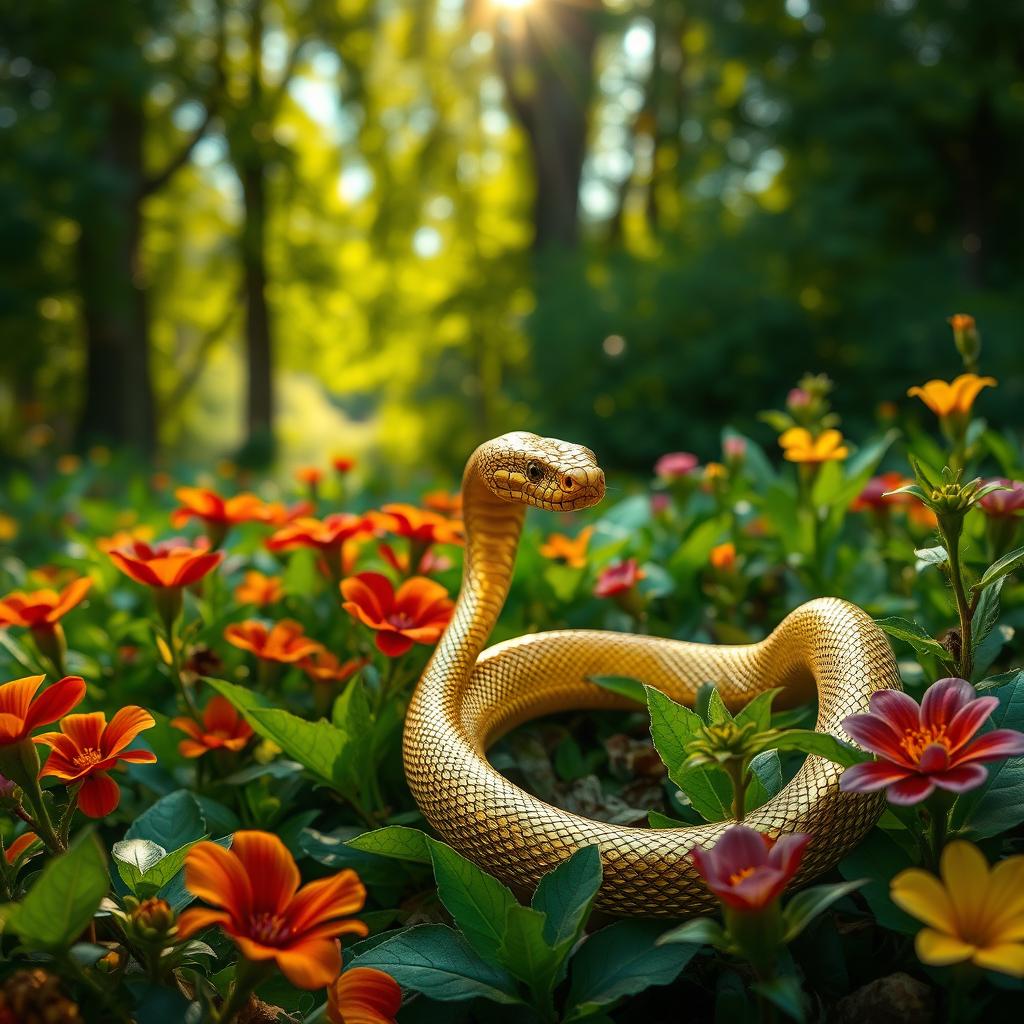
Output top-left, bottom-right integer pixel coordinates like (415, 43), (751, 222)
(403, 432), (901, 915)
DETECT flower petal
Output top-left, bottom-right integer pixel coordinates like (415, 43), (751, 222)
(59, 712), (106, 752)
(184, 841), (253, 920)
(274, 938), (342, 990)
(103, 706), (155, 756)
(931, 763), (987, 794)
(886, 775), (934, 805)
(22, 676), (86, 731)
(867, 690), (922, 736)
(839, 760), (912, 793)
(921, 678), (975, 730)
(946, 696), (998, 752)
(231, 830), (300, 915)
(956, 729), (1024, 765)
(891, 867), (958, 932)
(288, 869), (367, 935)
(841, 713), (911, 764)
(915, 928), (976, 966)
(175, 907), (232, 940)
(78, 772), (121, 817)
(973, 942), (1024, 978)
(941, 841), (991, 940)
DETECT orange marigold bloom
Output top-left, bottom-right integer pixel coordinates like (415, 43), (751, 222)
(177, 830), (369, 989)
(907, 374), (996, 419)
(171, 487), (277, 530)
(331, 455), (357, 474)
(171, 696), (253, 758)
(709, 542), (737, 572)
(341, 572), (454, 657)
(4, 831), (40, 865)
(422, 490), (462, 516)
(300, 650), (368, 685)
(0, 578), (92, 630)
(370, 504), (464, 547)
(327, 967), (402, 1024)
(108, 538), (223, 589)
(235, 571), (285, 607)
(224, 619), (323, 664)
(0, 675), (86, 747)
(778, 427), (848, 464)
(539, 526), (593, 569)
(35, 707), (156, 817)
(295, 466), (324, 487)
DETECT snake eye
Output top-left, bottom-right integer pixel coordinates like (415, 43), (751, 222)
(526, 461), (543, 483)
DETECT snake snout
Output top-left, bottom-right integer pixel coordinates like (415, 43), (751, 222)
(562, 466), (605, 502)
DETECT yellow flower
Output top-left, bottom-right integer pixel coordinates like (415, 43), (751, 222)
(0, 514), (18, 542)
(907, 374), (996, 418)
(891, 841), (1024, 977)
(778, 427), (848, 464)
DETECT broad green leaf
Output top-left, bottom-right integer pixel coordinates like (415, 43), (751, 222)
(746, 749), (783, 810)
(331, 680), (374, 796)
(586, 675), (645, 704)
(0, 831), (108, 950)
(113, 838), (166, 890)
(976, 670), (1024, 692)
(657, 917), (727, 948)
(347, 825), (433, 863)
(565, 920), (700, 1019)
(246, 707), (347, 787)
(201, 676), (273, 715)
(497, 904), (562, 1005)
(302, 828), (403, 888)
(914, 546), (948, 572)
(782, 880), (865, 942)
(771, 729), (867, 767)
(706, 687), (731, 724)
(874, 617), (952, 664)
(125, 790), (205, 851)
(838, 830), (917, 934)
(430, 841), (518, 965)
(531, 845), (602, 949)
(752, 975), (806, 1022)
(971, 577), (1004, 654)
(349, 924), (523, 1005)
(974, 545), (1024, 592)
(735, 688), (784, 732)
(647, 810), (688, 828)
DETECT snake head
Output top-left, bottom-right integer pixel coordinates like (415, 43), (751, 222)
(477, 431), (606, 511)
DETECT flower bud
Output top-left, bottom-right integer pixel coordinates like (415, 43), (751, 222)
(127, 897), (176, 943)
(949, 313), (981, 370)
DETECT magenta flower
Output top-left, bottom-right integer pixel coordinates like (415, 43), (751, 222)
(654, 452), (699, 481)
(978, 479), (1024, 518)
(786, 387), (811, 411)
(840, 678), (1024, 805)
(594, 559), (645, 598)
(691, 825), (810, 912)
(723, 437), (747, 459)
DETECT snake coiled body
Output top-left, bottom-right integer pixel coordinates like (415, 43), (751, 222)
(403, 433), (901, 915)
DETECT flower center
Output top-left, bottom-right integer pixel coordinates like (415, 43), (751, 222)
(72, 747), (104, 769)
(728, 866), (757, 886)
(900, 725), (950, 761)
(248, 912), (291, 946)
(387, 612), (415, 630)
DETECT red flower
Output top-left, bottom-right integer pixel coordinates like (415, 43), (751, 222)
(171, 488), (277, 530)
(0, 578), (92, 630)
(327, 967), (402, 1024)
(654, 452), (699, 481)
(267, 514), (374, 578)
(341, 572), (454, 657)
(300, 650), (368, 685)
(369, 504), (464, 547)
(35, 707), (157, 817)
(850, 472), (914, 514)
(108, 538), (223, 589)
(5, 831), (40, 866)
(0, 675), (86, 747)
(177, 830), (368, 989)
(224, 620), (323, 664)
(331, 455), (357, 475)
(594, 559), (645, 598)
(171, 696), (253, 758)
(840, 677), (1024, 805)
(692, 825), (810, 912)
(979, 479), (1024, 518)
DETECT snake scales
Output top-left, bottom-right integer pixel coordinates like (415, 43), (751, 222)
(403, 432), (901, 915)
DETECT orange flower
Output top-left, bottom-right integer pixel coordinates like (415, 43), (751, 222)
(0, 578), (92, 630)
(267, 514), (373, 579)
(235, 571), (284, 607)
(369, 504), (464, 547)
(97, 525), (155, 554)
(948, 313), (976, 333)
(377, 543), (451, 577)
(332, 455), (357, 474)
(341, 572), (454, 657)
(539, 526), (593, 569)
(907, 374), (996, 419)
(327, 967), (402, 1024)
(0, 675), (86, 747)
(422, 490), (462, 517)
(224, 619), (323, 664)
(709, 542), (737, 572)
(4, 831), (40, 865)
(295, 466), (324, 487)
(35, 707), (156, 817)
(171, 488), (277, 531)
(778, 427), (848, 464)
(171, 696), (253, 758)
(300, 651), (368, 685)
(177, 830), (368, 989)
(108, 537), (223, 589)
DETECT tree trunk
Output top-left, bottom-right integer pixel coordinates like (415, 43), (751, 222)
(76, 96), (155, 453)
(495, 0), (599, 250)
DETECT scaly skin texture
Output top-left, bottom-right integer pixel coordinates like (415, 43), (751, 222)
(403, 432), (902, 915)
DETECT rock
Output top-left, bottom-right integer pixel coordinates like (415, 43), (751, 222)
(833, 972), (934, 1024)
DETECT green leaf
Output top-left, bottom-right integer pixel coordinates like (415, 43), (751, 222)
(566, 920), (700, 1019)
(246, 707), (347, 788)
(497, 904), (563, 1004)
(971, 577), (1004, 654)
(746, 749), (783, 810)
(783, 880), (865, 942)
(331, 679), (375, 796)
(430, 841), (518, 965)
(838, 829), (917, 934)
(201, 676), (273, 715)
(751, 975), (806, 1022)
(974, 545), (1024, 592)
(348, 924), (523, 1005)
(648, 810), (688, 828)
(586, 675), (645, 704)
(656, 917), (727, 948)
(976, 670), (1024, 693)
(735, 688), (784, 732)
(914, 546), (948, 572)
(0, 831), (108, 950)
(771, 729), (868, 767)
(874, 617), (952, 664)
(347, 825), (433, 863)
(531, 845), (602, 949)
(125, 790), (205, 851)
(113, 839), (166, 890)
(706, 687), (732, 724)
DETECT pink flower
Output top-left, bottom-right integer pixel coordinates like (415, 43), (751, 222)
(786, 387), (811, 411)
(594, 559), (645, 598)
(650, 494), (671, 517)
(654, 452), (699, 481)
(840, 677), (1024, 805)
(723, 437), (747, 459)
(692, 825), (810, 912)
(979, 479), (1024, 518)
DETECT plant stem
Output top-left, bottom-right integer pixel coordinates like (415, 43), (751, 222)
(943, 526), (973, 679)
(726, 760), (749, 822)
(216, 958), (272, 1023)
